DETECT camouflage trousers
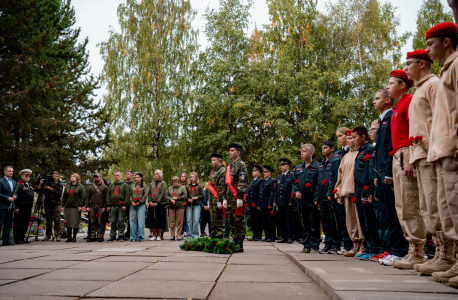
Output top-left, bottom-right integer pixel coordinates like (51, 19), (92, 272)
(209, 196), (224, 239)
(227, 197), (246, 240)
(89, 208), (105, 239)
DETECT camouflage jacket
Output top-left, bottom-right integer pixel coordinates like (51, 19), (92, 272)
(225, 158), (248, 200)
(209, 165), (226, 203)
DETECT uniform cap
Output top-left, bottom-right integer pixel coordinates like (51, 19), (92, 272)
(253, 164), (262, 172)
(263, 164), (274, 172)
(279, 157), (292, 165)
(19, 169), (32, 176)
(406, 49), (432, 62)
(210, 153), (223, 159)
(426, 22), (458, 40)
(345, 130), (352, 136)
(228, 143), (243, 152)
(93, 173), (103, 178)
(390, 70), (414, 88)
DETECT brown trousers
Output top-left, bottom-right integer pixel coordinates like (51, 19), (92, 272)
(169, 208), (184, 239)
(392, 147), (426, 243)
(89, 208), (106, 239)
(344, 196), (363, 241)
(435, 157), (458, 241)
(45, 205), (62, 238)
(415, 158), (441, 234)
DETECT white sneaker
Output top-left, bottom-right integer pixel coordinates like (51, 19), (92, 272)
(156, 236), (161, 241)
(380, 255), (401, 266)
(149, 236), (156, 241)
(337, 249), (345, 255)
(184, 232), (187, 237)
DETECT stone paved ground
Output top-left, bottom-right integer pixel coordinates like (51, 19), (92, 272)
(0, 230), (457, 300)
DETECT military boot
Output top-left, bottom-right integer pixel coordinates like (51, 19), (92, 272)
(448, 274), (458, 288)
(344, 241), (360, 257)
(234, 239), (244, 253)
(393, 242), (425, 269)
(414, 235), (440, 272)
(432, 241), (458, 283)
(419, 232), (456, 275)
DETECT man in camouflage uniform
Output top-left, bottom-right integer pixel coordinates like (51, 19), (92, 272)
(84, 173), (108, 242)
(224, 143), (248, 252)
(208, 153), (226, 239)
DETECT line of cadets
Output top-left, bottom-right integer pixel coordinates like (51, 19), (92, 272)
(209, 22), (458, 287)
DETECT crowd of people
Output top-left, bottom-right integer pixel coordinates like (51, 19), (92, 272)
(1, 21), (458, 286)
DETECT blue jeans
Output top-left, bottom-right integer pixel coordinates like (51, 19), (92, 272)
(185, 204), (200, 238)
(129, 204), (146, 241)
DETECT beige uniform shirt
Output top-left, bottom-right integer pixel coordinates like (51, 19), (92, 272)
(408, 74), (439, 164)
(334, 147), (359, 198)
(427, 52), (458, 162)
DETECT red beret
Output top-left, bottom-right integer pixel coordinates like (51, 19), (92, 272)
(345, 130), (352, 136)
(390, 70), (414, 88)
(406, 49), (432, 62)
(426, 22), (458, 40)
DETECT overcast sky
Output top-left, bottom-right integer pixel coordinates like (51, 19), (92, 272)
(71, 0), (452, 102)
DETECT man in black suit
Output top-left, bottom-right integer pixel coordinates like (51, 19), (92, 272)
(246, 164), (263, 241)
(274, 158), (295, 244)
(0, 166), (18, 246)
(257, 164), (276, 242)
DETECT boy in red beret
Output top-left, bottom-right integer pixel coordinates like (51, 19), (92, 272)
(403, 49), (451, 274)
(386, 70), (423, 268)
(425, 22), (458, 286)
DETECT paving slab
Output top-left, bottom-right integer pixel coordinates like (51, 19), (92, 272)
(92, 247), (147, 252)
(0, 254), (49, 264)
(209, 282), (330, 300)
(171, 251), (231, 258)
(121, 268), (221, 282)
(33, 254), (107, 261)
(93, 256), (162, 263)
(0, 279), (112, 297)
(0, 269), (53, 280)
(68, 261), (151, 270)
(0, 280), (17, 286)
(32, 267), (140, 282)
(288, 253), (352, 261)
(298, 260), (414, 276)
(227, 254), (291, 265)
(0, 296), (78, 300)
(87, 280), (214, 299)
(0, 260), (79, 269)
(337, 291), (458, 300)
(159, 255), (228, 264)
(219, 264), (311, 283)
(146, 261), (225, 273)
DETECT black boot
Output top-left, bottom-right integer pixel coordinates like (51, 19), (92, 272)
(234, 239), (244, 253)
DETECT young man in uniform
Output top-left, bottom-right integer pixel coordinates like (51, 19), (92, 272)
(13, 169), (34, 244)
(293, 144), (320, 253)
(316, 141), (341, 254)
(223, 143), (249, 252)
(257, 164), (276, 242)
(425, 22), (458, 286)
(386, 70), (426, 268)
(372, 89), (409, 266)
(402, 49), (443, 271)
(208, 153), (226, 239)
(84, 174), (108, 242)
(274, 158), (295, 244)
(246, 164), (263, 241)
(353, 126), (382, 260)
(124, 170), (134, 239)
(106, 171), (130, 242)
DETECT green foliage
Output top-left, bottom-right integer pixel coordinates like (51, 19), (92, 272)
(412, 0), (453, 75)
(0, 0), (112, 180)
(179, 237), (240, 254)
(100, 0), (198, 183)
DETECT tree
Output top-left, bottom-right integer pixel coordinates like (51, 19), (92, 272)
(0, 0), (111, 179)
(99, 0), (198, 183)
(412, 0), (453, 75)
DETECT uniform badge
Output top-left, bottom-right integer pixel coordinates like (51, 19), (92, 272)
(333, 154), (340, 158)
(359, 152), (365, 155)
(382, 121), (388, 125)
(277, 180), (280, 184)
(327, 163), (332, 166)
(240, 175), (246, 180)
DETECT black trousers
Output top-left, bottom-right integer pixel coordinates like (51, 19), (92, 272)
(301, 201), (320, 249)
(319, 199), (341, 249)
(278, 205), (294, 241)
(376, 174), (408, 256)
(354, 191), (382, 254)
(125, 205), (130, 237)
(261, 208), (275, 240)
(13, 205), (32, 242)
(0, 209), (14, 242)
(250, 207), (263, 239)
(293, 203), (302, 240)
(333, 197), (353, 250)
(200, 209), (212, 235)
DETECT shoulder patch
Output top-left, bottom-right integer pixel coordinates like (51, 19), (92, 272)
(240, 175), (246, 180)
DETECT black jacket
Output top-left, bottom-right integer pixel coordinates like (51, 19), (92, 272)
(257, 177), (276, 209)
(292, 161), (320, 203)
(315, 157), (334, 203)
(274, 171), (295, 206)
(16, 182), (35, 207)
(375, 110), (393, 178)
(354, 143), (374, 198)
(245, 177), (263, 208)
(326, 148), (348, 197)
